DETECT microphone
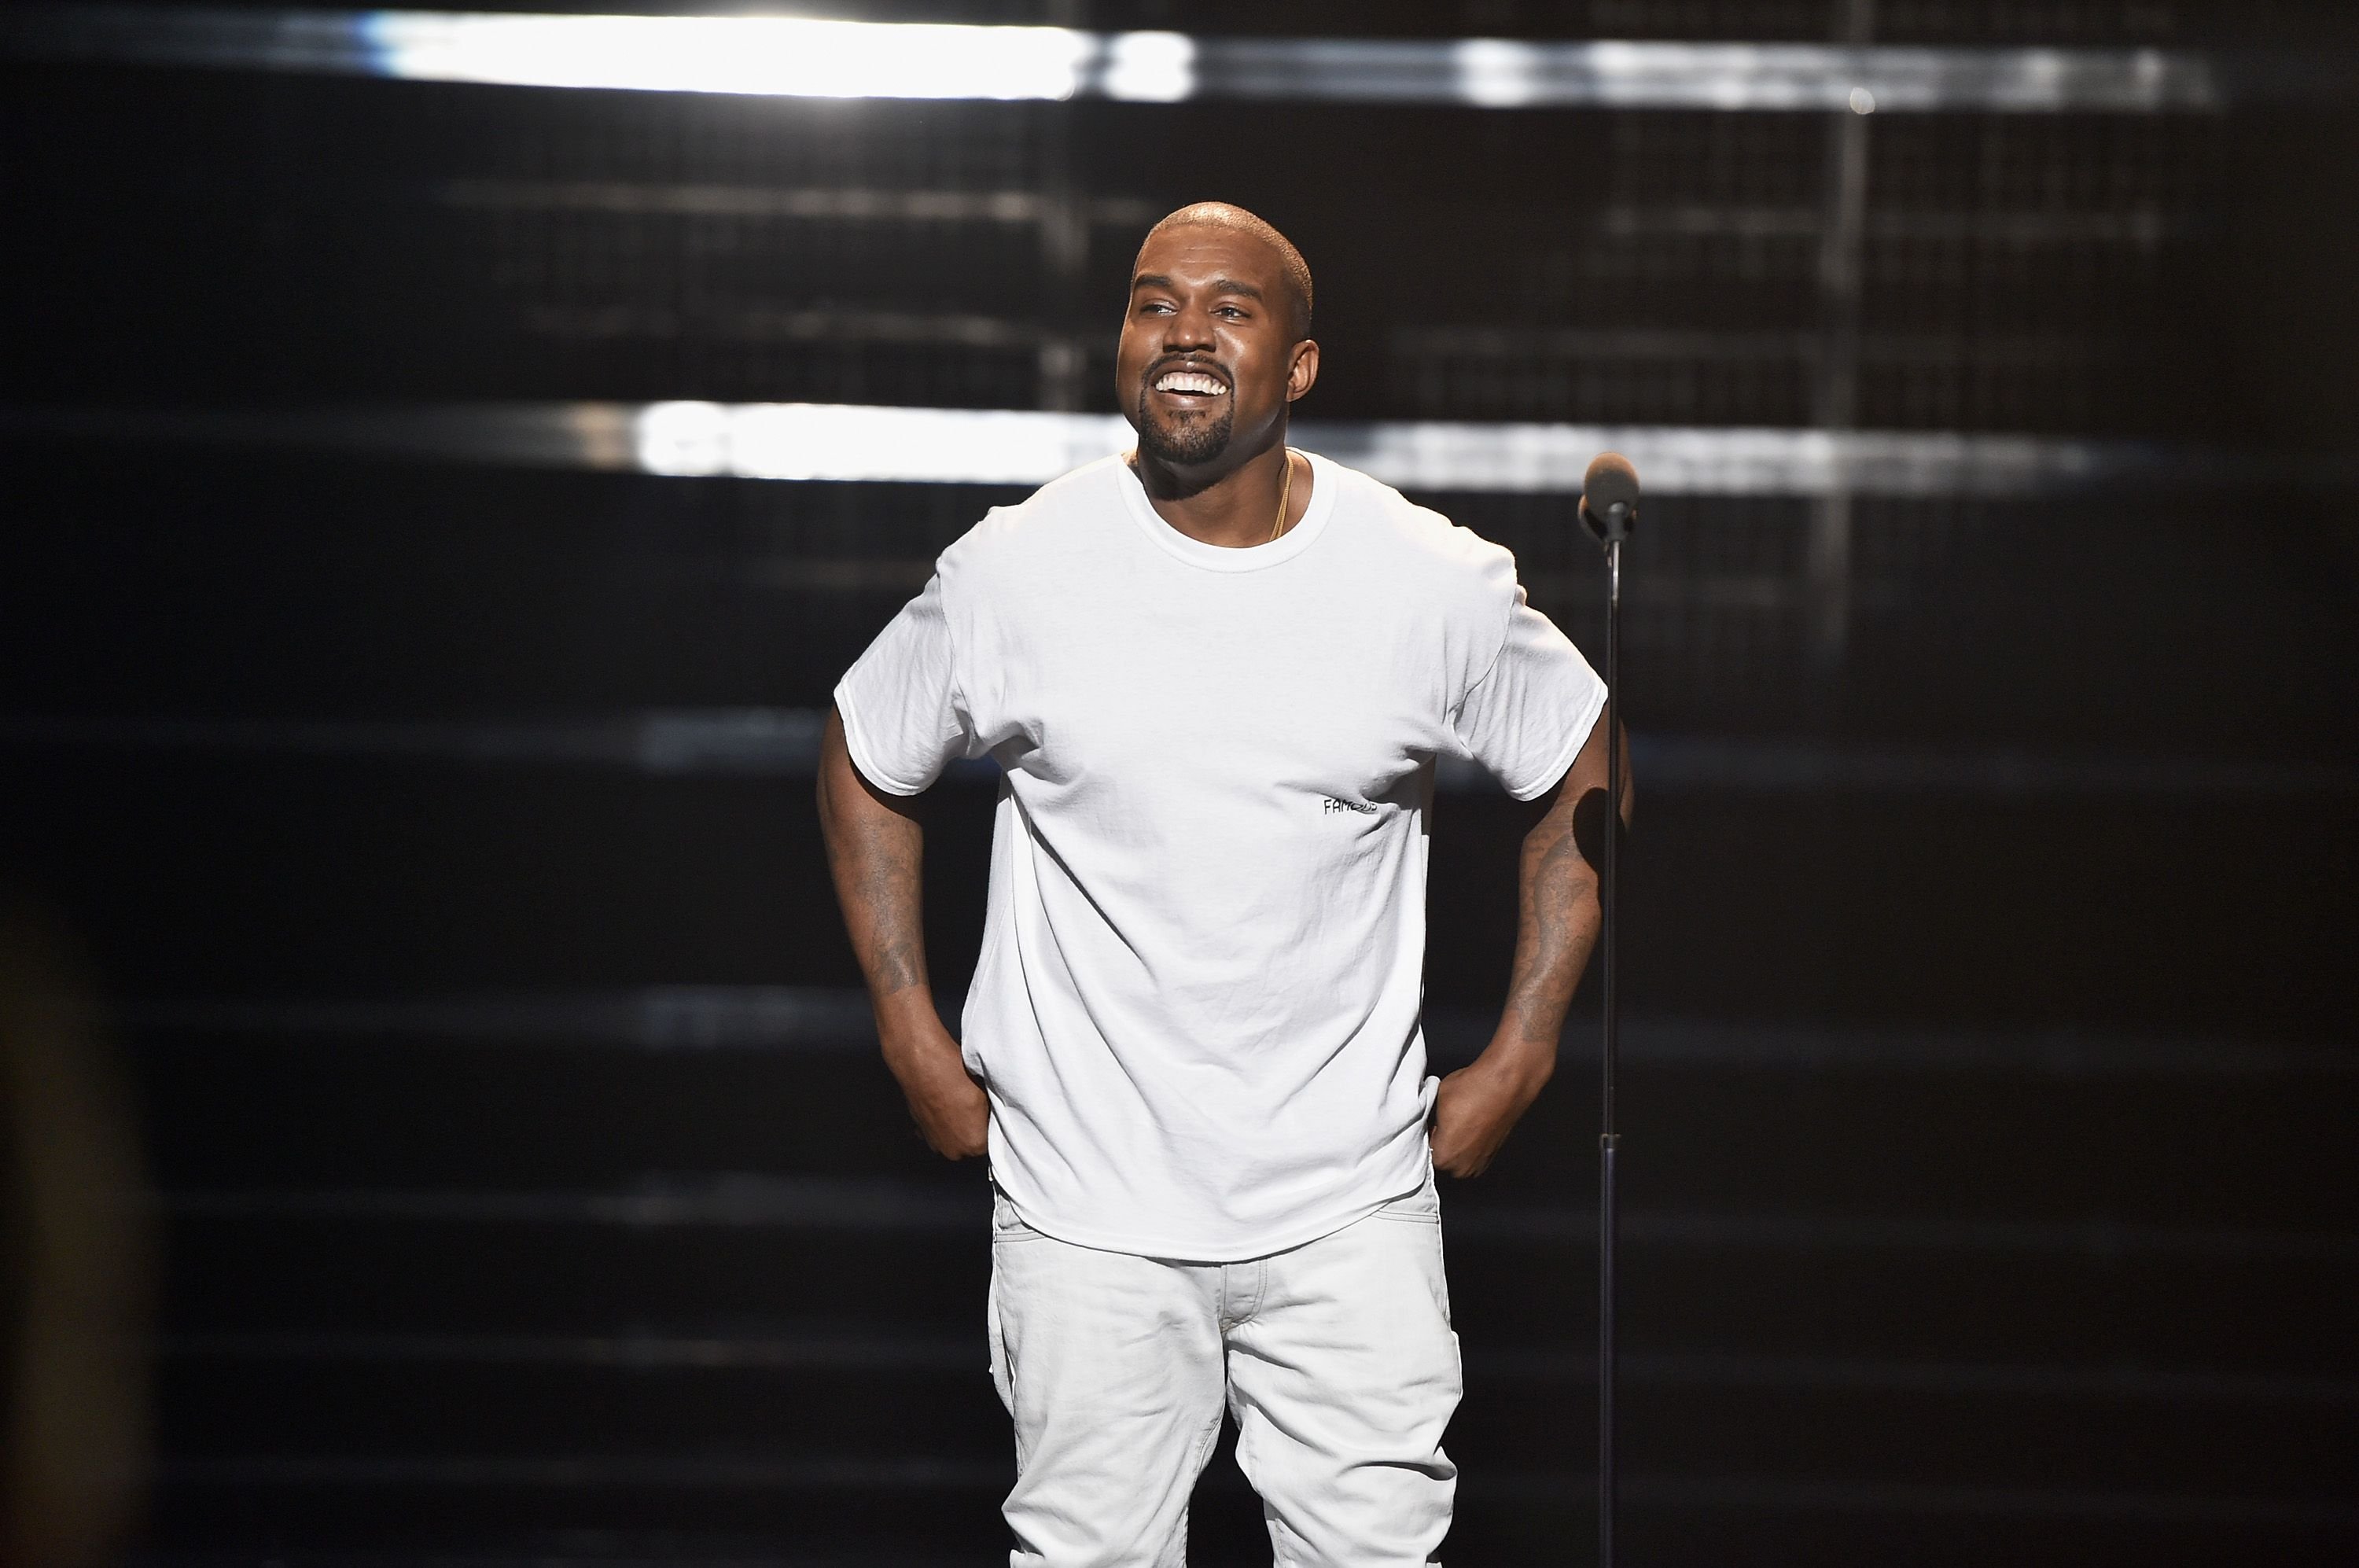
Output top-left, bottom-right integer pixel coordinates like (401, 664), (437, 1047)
(1580, 451), (1640, 546)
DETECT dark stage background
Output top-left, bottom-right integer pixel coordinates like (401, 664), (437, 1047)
(4, 2), (2357, 1565)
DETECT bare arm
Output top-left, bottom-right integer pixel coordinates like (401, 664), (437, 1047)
(1430, 703), (1632, 1177)
(815, 707), (987, 1159)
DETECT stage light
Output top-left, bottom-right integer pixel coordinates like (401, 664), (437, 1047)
(362, 11), (1093, 100)
(12, 402), (2261, 497)
(632, 401), (1131, 484)
(2, 8), (2269, 112)
(1102, 31), (1194, 103)
(1453, 40), (1539, 109)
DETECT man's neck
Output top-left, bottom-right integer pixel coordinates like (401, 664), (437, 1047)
(1132, 436), (1301, 550)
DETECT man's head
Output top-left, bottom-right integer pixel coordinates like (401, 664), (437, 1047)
(1117, 203), (1318, 472)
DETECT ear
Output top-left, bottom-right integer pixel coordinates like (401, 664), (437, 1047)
(1285, 338), (1321, 403)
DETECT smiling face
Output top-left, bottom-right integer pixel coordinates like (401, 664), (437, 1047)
(1116, 223), (1316, 471)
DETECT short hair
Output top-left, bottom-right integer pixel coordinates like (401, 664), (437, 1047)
(1137, 202), (1314, 340)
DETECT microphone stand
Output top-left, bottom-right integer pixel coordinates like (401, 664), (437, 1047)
(1579, 458), (1636, 1568)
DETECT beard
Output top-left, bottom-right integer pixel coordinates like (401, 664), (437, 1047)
(1134, 381), (1235, 466)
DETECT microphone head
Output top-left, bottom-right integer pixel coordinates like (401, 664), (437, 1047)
(1580, 451), (1640, 543)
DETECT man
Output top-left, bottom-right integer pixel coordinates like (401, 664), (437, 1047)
(818, 202), (1625, 1566)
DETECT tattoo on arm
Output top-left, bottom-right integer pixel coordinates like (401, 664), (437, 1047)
(1498, 789), (1601, 1048)
(859, 832), (926, 998)
(1493, 705), (1624, 1051)
(819, 720), (933, 1007)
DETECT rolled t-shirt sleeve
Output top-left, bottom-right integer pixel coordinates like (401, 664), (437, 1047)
(832, 572), (973, 797)
(1449, 587), (1609, 801)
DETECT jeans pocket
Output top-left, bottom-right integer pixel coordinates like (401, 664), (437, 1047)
(989, 1186), (1048, 1243)
(1371, 1168), (1443, 1224)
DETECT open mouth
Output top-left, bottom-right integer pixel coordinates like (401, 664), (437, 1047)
(1150, 363), (1229, 401)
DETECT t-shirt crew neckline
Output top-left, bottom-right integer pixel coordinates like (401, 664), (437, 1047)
(1115, 447), (1340, 572)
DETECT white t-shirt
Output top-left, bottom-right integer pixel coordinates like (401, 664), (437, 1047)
(834, 451), (1606, 1261)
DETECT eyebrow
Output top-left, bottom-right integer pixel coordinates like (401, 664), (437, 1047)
(1129, 272), (1267, 303)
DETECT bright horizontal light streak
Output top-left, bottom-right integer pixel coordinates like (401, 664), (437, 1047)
(0, 8), (2262, 111)
(634, 402), (1132, 484)
(616, 402), (2205, 496)
(1454, 39), (1539, 108)
(362, 11), (1092, 99)
(1102, 31), (1194, 102)
(10, 403), (2295, 497)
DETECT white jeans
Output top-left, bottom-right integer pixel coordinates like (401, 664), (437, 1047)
(986, 1176), (1460, 1566)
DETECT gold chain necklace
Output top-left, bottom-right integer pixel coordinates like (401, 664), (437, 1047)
(1268, 447), (1294, 543)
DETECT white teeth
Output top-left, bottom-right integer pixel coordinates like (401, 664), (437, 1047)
(1156, 371), (1226, 395)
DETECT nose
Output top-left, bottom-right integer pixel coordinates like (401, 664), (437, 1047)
(1160, 301), (1215, 354)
